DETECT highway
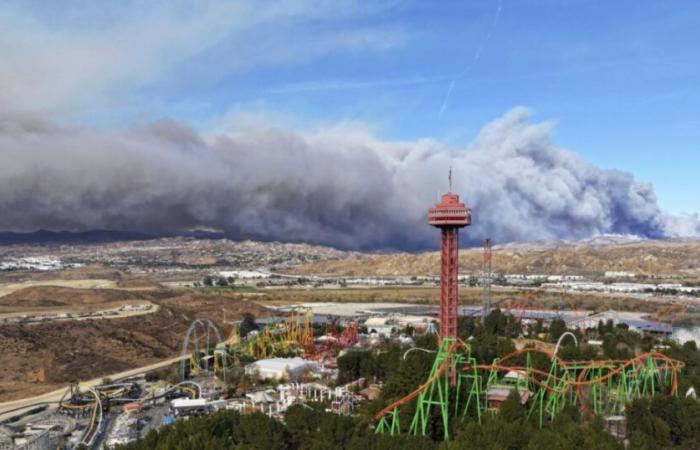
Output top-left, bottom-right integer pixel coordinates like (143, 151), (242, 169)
(0, 355), (187, 418)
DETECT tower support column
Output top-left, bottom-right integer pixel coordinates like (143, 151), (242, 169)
(440, 228), (459, 340)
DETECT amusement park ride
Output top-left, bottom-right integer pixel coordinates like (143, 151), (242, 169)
(374, 342), (683, 440)
(180, 310), (360, 381)
(57, 310), (354, 449)
(428, 168), (471, 341)
(58, 380), (201, 448)
(373, 173), (685, 441)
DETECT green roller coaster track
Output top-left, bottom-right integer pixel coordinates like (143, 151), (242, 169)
(375, 338), (683, 441)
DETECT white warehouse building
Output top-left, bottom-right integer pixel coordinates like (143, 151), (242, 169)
(245, 357), (319, 381)
(364, 317), (395, 336)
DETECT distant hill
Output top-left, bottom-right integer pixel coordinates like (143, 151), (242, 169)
(0, 229), (225, 245)
(286, 238), (700, 278)
(2, 230), (699, 279)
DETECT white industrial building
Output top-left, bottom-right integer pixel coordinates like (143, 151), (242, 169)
(245, 357), (319, 381)
(170, 398), (227, 416)
(218, 270), (271, 279)
(364, 317), (395, 336)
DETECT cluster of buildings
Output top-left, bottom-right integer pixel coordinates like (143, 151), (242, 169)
(543, 280), (700, 296)
(0, 416), (77, 450)
(225, 379), (369, 418)
(0, 257), (81, 272)
(504, 274), (585, 286)
(104, 412), (139, 448)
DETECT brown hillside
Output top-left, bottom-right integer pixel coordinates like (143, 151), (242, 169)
(0, 288), (272, 401)
(0, 266), (126, 284)
(287, 240), (700, 277)
(0, 286), (174, 313)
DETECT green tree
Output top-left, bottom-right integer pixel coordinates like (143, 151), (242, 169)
(457, 316), (477, 340)
(236, 412), (291, 449)
(499, 389), (526, 422)
(626, 397), (671, 448)
(549, 318), (567, 343)
(526, 429), (570, 450)
(484, 308), (508, 335)
(239, 313), (259, 337)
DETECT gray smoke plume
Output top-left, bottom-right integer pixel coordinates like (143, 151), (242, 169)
(0, 106), (696, 250)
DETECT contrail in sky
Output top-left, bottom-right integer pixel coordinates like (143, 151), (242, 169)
(439, 0), (503, 118)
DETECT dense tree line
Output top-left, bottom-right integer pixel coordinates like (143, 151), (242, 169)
(118, 406), (435, 450)
(336, 341), (406, 385)
(118, 400), (622, 450)
(121, 382), (700, 449)
(626, 394), (700, 448)
(444, 392), (622, 450)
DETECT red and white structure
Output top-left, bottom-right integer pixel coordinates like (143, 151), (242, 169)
(428, 171), (471, 339)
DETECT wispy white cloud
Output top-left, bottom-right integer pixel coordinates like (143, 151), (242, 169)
(0, 0), (408, 116)
(201, 26), (408, 74)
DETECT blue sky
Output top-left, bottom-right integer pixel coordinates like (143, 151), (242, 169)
(2, 0), (699, 215)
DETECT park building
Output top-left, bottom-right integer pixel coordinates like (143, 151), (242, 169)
(244, 357), (319, 381)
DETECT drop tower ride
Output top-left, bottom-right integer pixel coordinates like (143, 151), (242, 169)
(428, 170), (471, 339)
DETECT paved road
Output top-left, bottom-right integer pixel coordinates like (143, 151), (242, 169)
(0, 355), (187, 418)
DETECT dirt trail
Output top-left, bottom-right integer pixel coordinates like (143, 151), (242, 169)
(0, 279), (117, 298)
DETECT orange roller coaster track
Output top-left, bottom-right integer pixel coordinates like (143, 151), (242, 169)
(375, 338), (683, 440)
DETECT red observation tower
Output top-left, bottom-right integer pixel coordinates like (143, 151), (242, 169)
(428, 171), (471, 339)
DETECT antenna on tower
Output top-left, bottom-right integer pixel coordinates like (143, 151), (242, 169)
(448, 166), (453, 192)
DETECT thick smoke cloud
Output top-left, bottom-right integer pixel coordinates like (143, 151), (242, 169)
(0, 107), (696, 250)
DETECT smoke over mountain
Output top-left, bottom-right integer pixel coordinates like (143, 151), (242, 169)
(0, 107), (696, 250)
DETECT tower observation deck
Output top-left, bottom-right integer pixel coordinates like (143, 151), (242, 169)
(428, 178), (471, 340)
